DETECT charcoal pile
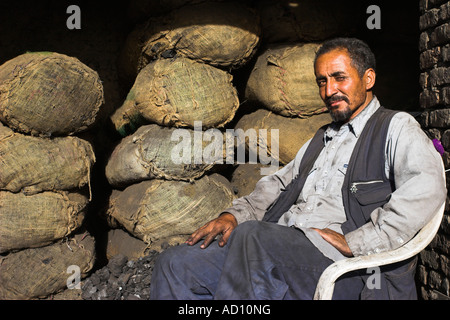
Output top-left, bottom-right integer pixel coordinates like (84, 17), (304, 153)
(81, 252), (159, 300)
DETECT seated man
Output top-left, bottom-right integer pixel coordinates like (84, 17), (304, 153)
(149, 38), (447, 300)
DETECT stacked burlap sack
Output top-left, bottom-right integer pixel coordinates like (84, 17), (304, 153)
(105, 1), (341, 258)
(105, 1), (261, 257)
(106, 1), (352, 256)
(0, 52), (102, 299)
(227, 0), (361, 188)
(231, 42), (331, 195)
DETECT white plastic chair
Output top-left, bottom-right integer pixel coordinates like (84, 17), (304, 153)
(314, 169), (446, 300)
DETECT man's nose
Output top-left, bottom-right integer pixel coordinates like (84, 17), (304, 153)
(325, 80), (338, 98)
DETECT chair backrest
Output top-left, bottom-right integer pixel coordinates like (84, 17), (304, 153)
(314, 176), (446, 300)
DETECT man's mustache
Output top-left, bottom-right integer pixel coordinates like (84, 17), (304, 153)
(325, 95), (350, 107)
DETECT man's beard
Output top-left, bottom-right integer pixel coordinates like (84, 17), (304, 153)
(325, 95), (352, 123)
(330, 106), (353, 123)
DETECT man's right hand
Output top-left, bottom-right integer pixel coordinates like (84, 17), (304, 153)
(185, 212), (238, 249)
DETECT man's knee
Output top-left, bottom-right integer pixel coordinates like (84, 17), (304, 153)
(154, 244), (190, 274)
(154, 241), (227, 274)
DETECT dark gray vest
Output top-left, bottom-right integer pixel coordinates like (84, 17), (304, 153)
(263, 107), (418, 300)
(263, 106), (397, 226)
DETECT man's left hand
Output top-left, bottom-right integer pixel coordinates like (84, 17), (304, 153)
(311, 228), (353, 257)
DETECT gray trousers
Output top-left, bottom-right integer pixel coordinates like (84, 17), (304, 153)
(149, 221), (365, 300)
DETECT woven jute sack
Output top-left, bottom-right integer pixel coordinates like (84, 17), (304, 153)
(0, 52), (104, 136)
(230, 163), (271, 198)
(126, 0), (227, 23)
(245, 43), (327, 118)
(234, 108), (330, 165)
(0, 232), (95, 300)
(0, 122), (95, 194)
(256, 0), (303, 44)
(119, 1), (260, 84)
(257, 0), (359, 44)
(106, 229), (186, 259)
(106, 124), (222, 187)
(145, 234), (188, 252)
(111, 57), (239, 136)
(0, 190), (89, 253)
(106, 173), (235, 244)
(106, 228), (149, 260)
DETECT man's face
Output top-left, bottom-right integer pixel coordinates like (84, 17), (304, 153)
(314, 49), (374, 123)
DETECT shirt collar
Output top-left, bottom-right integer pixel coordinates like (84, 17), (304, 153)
(325, 96), (380, 140)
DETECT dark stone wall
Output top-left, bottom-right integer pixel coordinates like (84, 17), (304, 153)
(418, 0), (450, 300)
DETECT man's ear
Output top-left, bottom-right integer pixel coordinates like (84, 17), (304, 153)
(364, 68), (376, 91)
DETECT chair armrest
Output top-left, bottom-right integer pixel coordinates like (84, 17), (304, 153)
(313, 201), (445, 300)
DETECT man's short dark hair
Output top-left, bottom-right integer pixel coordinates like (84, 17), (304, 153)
(314, 38), (376, 78)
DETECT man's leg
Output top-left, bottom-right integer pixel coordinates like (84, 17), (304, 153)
(214, 221), (365, 300)
(149, 239), (228, 299)
(150, 220), (365, 300)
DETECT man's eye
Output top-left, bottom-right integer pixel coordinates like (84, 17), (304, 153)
(316, 80), (326, 87)
(336, 76), (346, 81)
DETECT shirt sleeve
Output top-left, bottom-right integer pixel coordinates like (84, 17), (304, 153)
(221, 140), (311, 225)
(345, 112), (447, 256)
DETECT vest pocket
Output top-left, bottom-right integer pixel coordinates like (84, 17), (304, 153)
(351, 180), (391, 206)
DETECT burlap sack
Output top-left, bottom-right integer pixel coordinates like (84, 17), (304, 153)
(0, 52), (104, 136)
(106, 173), (235, 244)
(285, 0), (359, 42)
(126, 0), (224, 23)
(111, 57), (239, 135)
(146, 234), (187, 252)
(106, 229), (149, 260)
(234, 108), (330, 165)
(0, 232), (95, 300)
(106, 124), (221, 187)
(106, 229), (186, 259)
(245, 43), (327, 118)
(119, 1), (260, 83)
(0, 190), (88, 253)
(256, 0), (302, 44)
(0, 123), (95, 194)
(257, 0), (359, 44)
(230, 163), (271, 198)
